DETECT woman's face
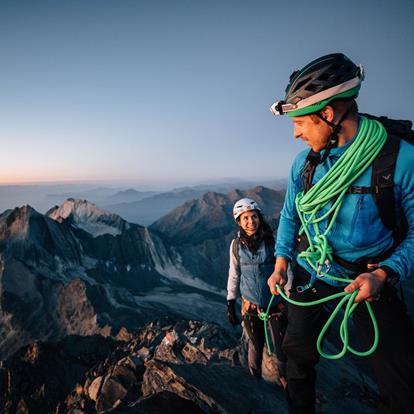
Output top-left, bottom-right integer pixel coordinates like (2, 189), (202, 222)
(239, 210), (260, 236)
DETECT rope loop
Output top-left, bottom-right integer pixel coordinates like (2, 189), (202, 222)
(261, 286), (379, 359)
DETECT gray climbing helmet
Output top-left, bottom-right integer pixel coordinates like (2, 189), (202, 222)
(270, 53), (364, 117)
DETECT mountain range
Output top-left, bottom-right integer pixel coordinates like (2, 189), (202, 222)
(0, 179), (288, 226)
(1, 184), (410, 413)
(0, 186), (283, 360)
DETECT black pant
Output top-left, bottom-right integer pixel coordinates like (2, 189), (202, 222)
(283, 265), (414, 414)
(243, 309), (287, 377)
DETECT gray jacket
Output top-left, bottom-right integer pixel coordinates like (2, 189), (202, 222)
(227, 238), (281, 308)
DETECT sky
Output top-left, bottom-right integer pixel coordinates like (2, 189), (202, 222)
(0, 0), (413, 187)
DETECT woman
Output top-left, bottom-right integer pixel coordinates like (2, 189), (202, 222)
(227, 198), (287, 384)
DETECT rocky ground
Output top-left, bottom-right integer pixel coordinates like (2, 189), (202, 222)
(0, 317), (379, 414)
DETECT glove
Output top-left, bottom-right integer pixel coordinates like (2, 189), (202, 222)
(227, 299), (239, 326)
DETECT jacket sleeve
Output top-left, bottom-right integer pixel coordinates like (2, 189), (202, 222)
(379, 140), (414, 280)
(275, 152), (306, 261)
(227, 239), (241, 300)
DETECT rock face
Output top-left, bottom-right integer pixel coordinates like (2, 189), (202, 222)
(150, 186), (285, 288)
(0, 318), (379, 414)
(0, 202), (193, 359)
(103, 188), (206, 226)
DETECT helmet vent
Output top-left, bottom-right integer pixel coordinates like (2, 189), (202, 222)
(293, 77), (311, 92)
(331, 74), (343, 83)
(317, 73), (330, 81)
(330, 63), (341, 71)
(305, 83), (319, 92)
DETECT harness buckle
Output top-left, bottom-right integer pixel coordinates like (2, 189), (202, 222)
(352, 186), (365, 194)
(296, 285), (306, 293)
(324, 259), (331, 274)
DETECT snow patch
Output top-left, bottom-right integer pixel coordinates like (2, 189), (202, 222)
(48, 198), (127, 237)
(144, 229), (221, 294)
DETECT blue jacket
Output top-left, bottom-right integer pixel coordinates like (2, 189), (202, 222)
(276, 124), (414, 285)
(227, 238), (281, 307)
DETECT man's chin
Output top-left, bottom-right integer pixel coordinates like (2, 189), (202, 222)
(309, 145), (322, 153)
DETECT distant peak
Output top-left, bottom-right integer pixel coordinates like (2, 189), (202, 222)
(6, 204), (40, 220)
(251, 185), (265, 192)
(0, 205), (42, 241)
(48, 198), (128, 237)
(49, 198), (102, 220)
(200, 191), (225, 202)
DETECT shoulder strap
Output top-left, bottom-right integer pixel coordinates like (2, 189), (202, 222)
(232, 237), (240, 263)
(231, 238), (241, 276)
(365, 111), (414, 240)
(302, 150), (320, 193)
(371, 134), (400, 231)
(264, 241), (276, 265)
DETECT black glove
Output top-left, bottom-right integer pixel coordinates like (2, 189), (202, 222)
(227, 299), (239, 326)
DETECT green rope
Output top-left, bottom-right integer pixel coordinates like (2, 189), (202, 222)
(260, 286), (379, 359)
(296, 116), (387, 276)
(260, 116), (386, 359)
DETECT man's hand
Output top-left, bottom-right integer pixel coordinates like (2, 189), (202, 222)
(344, 268), (387, 303)
(267, 257), (289, 295)
(226, 299), (239, 326)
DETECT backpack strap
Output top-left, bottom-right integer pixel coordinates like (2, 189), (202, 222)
(232, 237), (240, 260)
(347, 134), (407, 246)
(302, 150), (320, 193)
(232, 237), (241, 275)
(371, 134), (400, 232)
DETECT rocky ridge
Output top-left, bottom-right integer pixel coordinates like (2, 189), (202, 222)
(0, 318), (378, 414)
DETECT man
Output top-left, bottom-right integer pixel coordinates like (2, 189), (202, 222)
(267, 53), (414, 413)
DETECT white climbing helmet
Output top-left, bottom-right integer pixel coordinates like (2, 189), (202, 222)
(233, 198), (261, 221)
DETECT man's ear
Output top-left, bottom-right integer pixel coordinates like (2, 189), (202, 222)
(320, 105), (335, 123)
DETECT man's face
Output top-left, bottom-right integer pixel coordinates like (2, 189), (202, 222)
(291, 114), (331, 152)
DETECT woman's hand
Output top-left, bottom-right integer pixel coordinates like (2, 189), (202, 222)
(226, 299), (239, 326)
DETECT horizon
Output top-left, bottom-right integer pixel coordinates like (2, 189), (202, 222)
(0, 175), (287, 226)
(0, 175), (286, 189)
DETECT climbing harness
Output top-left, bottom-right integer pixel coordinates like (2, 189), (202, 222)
(261, 116), (387, 359)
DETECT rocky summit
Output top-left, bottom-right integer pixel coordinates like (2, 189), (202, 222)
(0, 317), (379, 414)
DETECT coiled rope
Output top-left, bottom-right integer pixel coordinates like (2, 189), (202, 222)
(260, 116), (387, 359)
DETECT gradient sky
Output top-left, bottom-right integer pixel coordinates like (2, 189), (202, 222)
(0, 0), (413, 186)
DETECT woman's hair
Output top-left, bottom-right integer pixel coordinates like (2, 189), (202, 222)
(237, 210), (275, 252)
